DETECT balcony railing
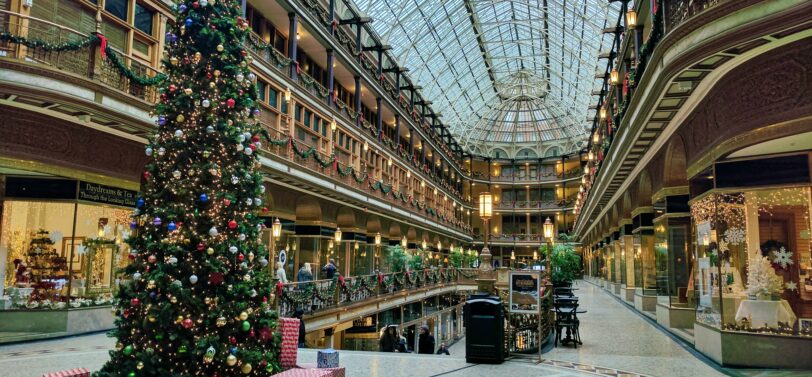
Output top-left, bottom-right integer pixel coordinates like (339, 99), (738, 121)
(664, 0), (725, 32)
(258, 124), (472, 234)
(0, 11), (160, 104)
(494, 200), (569, 210)
(275, 268), (480, 317)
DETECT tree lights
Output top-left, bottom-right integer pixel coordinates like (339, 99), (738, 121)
(97, 1), (281, 375)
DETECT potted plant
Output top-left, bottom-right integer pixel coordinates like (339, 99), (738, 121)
(549, 244), (582, 288)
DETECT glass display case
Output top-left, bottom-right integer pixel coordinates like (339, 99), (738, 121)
(691, 187), (812, 336)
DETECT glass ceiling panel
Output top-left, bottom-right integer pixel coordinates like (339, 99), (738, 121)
(353, 0), (618, 154)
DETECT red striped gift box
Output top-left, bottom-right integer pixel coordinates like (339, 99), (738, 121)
(279, 317), (300, 369)
(42, 368), (91, 377)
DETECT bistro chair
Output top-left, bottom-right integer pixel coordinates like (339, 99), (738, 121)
(554, 302), (582, 348)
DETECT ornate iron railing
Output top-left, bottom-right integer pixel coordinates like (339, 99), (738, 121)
(274, 268), (480, 317)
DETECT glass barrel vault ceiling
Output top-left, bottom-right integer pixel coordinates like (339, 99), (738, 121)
(352, 0), (618, 157)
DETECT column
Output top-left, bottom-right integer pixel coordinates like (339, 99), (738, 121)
(326, 49), (335, 107)
(288, 13), (298, 81)
(354, 76), (361, 127)
(328, 0), (336, 36)
(394, 115), (401, 149)
(376, 97), (383, 141)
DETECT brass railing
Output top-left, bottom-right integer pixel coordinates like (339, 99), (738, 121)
(0, 10), (160, 103)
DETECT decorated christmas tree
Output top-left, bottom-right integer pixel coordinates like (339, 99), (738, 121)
(95, 0), (280, 375)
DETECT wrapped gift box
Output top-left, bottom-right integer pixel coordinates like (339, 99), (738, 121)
(43, 368), (91, 377)
(272, 368), (333, 377)
(296, 363), (345, 377)
(279, 317), (300, 369)
(317, 349), (339, 368)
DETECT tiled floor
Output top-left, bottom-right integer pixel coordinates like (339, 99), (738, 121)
(0, 281), (809, 376)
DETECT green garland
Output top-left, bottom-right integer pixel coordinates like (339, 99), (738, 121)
(1, 31), (166, 86)
(103, 46), (167, 86)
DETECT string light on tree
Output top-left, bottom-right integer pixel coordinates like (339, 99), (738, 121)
(96, 0), (282, 375)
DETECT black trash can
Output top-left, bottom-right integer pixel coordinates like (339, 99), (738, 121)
(463, 293), (504, 364)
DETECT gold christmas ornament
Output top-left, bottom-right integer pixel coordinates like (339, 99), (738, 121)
(216, 316), (227, 327)
(136, 361), (144, 370)
(241, 363), (252, 374)
(184, 88), (192, 95)
(226, 354), (237, 366)
(216, 44), (224, 52)
(194, 52), (201, 60)
(170, 296), (178, 304)
(176, 114), (185, 122)
(213, 70), (221, 77)
(239, 311), (248, 321)
(170, 57), (178, 65)
(207, 247), (215, 255)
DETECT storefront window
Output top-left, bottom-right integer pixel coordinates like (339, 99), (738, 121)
(1, 200), (131, 309)
(691, 188), (812, 336)
(655, 216), (691, 307)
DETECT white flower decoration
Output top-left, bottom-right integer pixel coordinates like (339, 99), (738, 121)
(773, 247), (794, 269)
(724, 227), (746, 245)
(785, 281), (798, 292)
(718, 240), (729, 253)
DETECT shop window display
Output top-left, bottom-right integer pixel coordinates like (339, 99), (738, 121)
(655, 216), (692, 307)
(1, 200), (131, 309)
(691, 188), (812, 336)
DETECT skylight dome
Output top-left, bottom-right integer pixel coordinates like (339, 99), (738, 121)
(353, 0), (617, 157)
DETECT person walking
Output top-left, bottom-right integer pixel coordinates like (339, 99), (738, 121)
(418, 325), (435, 354)
(435, 342), (450, 355)
(322, 258), (337, 279)
(275, 261), (287, 283)
(379, 326), (397, 352)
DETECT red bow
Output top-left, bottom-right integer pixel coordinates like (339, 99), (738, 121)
(338, 275), (345, 286)
(276, 281), (283, 296)
(97, 33), (108, 58)
(378, 273), (383, 284)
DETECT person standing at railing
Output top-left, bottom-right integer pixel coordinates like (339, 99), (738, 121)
(322, 259), (337, 279)
(276, 261), (288, 283)
(297, 263), (313, 286)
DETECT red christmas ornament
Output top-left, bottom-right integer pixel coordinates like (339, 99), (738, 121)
(123, 309), (130, 318)
(197, 243), (205, 251)
(143, 171), (150, 180)
(131, 298), (140, 306)
(182, 318), (193, 329)
(148, 255), (157, 263)
(192, 1), (199, 8)
(262, 207), (268, 213)
(258, 327), (272, 341)
(208, 272), (224, 285)
(230, 336), (237, 345)
(228, 220), (237, 229)
(252, 135), (261, 142)
(249, 329), (255, 337)
(169, 84), (177, 92)
(224, 199), (231, 206)
(249, 143), (257, 151)
(238, 254), (245, 262)
(226, 98), (236, 108)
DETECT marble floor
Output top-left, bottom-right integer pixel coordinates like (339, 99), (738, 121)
(0, 281), (809, 376)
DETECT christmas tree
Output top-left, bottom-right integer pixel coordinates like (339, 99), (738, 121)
(95, 0), (280, 375)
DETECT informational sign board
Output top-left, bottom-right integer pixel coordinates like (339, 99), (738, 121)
(509, 271), (541, 314)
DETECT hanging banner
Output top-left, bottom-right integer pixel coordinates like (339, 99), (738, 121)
(509, 271), (541, 314)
